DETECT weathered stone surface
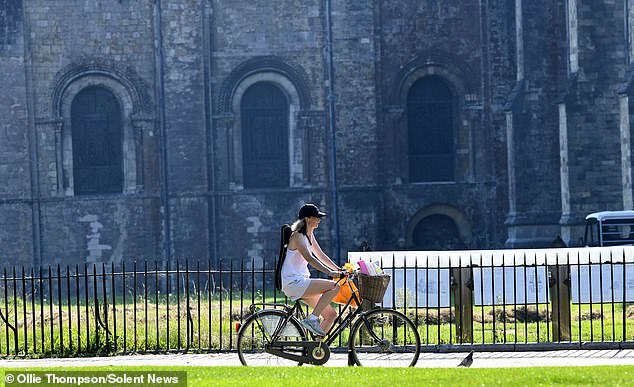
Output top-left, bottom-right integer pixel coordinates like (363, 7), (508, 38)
(0, 1), (630, 268)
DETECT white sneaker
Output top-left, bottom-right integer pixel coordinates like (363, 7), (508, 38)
(301, 318), (326, 336)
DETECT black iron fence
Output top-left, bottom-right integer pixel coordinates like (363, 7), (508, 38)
(1, 246), (634, 358)
(0, 259), (288, 357)
(350, 247), (634, 351)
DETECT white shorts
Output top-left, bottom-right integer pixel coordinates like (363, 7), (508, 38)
(281, 277), (311, 301)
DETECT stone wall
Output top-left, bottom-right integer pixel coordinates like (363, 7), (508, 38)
(0, 1), (34, 266)
(505, 0), (566, 247)
(15, 0), (162, 267)
(1, 0), (632, 269)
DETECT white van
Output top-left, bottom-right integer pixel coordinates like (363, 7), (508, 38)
(583, 210), (634, 247)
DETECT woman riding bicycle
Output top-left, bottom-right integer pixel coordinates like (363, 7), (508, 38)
(280, 203), (341, 336)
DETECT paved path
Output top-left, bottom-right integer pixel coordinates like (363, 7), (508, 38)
(2, 349), (634, 368)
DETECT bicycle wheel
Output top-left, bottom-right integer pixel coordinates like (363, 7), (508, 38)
(237, 309), (308, 366)
(349, 308), (420, 367)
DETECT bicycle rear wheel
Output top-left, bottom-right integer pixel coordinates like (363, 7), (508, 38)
(349, 308), (420, 367)
(237, 309), (308, 366)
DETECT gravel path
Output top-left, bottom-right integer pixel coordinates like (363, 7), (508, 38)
(2, 349), (634, 368)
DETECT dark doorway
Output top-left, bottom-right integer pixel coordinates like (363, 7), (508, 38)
(411, 214), (464, 250)
(71, 86), (123, 195)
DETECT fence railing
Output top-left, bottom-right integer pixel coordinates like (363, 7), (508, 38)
(1, 246), (634, 358)
(0, 259), (291, 357)
(350, 246), (634, 350)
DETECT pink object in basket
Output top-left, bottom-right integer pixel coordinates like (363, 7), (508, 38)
(357, 260), (370, 275)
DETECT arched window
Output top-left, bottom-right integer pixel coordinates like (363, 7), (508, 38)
(407, 76), (455, 182)
(71, 86), (123, 195)
(241, 83), (289, 188)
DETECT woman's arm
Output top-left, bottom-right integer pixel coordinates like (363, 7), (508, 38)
(311, 236), (340, 271)
(291, 233), (339, 277)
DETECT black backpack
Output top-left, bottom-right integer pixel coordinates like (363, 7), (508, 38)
(275, 224), (292, 291)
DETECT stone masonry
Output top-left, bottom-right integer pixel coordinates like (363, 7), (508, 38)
(0, 1), (631, 269)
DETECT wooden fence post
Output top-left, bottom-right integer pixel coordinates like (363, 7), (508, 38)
(452, 267), (473, 343)
(548, 265), (571, 341)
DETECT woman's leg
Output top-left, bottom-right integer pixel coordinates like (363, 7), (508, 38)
(302, 294), (339, 332)
(301, 279), (339, 331)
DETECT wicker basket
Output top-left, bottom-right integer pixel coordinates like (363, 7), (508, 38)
(358, 273), (391, 303)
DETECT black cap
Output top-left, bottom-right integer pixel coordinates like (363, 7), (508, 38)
(298, 203), (326, 219)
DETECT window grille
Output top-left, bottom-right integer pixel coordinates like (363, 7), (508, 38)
(241, 83), (289, 189)
(71, 86), (123, 195)
(407, 76), (455, 182)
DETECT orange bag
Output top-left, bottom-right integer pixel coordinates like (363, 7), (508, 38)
(331, 278), (359, 307)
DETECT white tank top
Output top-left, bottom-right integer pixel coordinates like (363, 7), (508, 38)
(281, 235), (312, 286)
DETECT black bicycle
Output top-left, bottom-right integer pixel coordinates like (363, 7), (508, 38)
(236, 271), (420, 367)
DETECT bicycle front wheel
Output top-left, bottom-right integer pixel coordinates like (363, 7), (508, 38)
(349, 308), (420, 367)
(237, 309), (308, 366)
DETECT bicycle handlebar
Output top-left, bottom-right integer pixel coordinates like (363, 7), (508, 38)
(335, 269), (358, 284)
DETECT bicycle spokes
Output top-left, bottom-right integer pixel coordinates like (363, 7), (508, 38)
(349, 309), (420, 367)
(237, 303), (420, 367)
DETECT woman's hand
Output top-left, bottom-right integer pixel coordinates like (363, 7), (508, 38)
(328, 270), (342, 279)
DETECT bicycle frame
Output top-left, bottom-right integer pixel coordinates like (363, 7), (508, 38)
(249, 274), (383, 365)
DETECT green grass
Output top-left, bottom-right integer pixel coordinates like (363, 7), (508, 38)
(2, 365), (634, 386)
